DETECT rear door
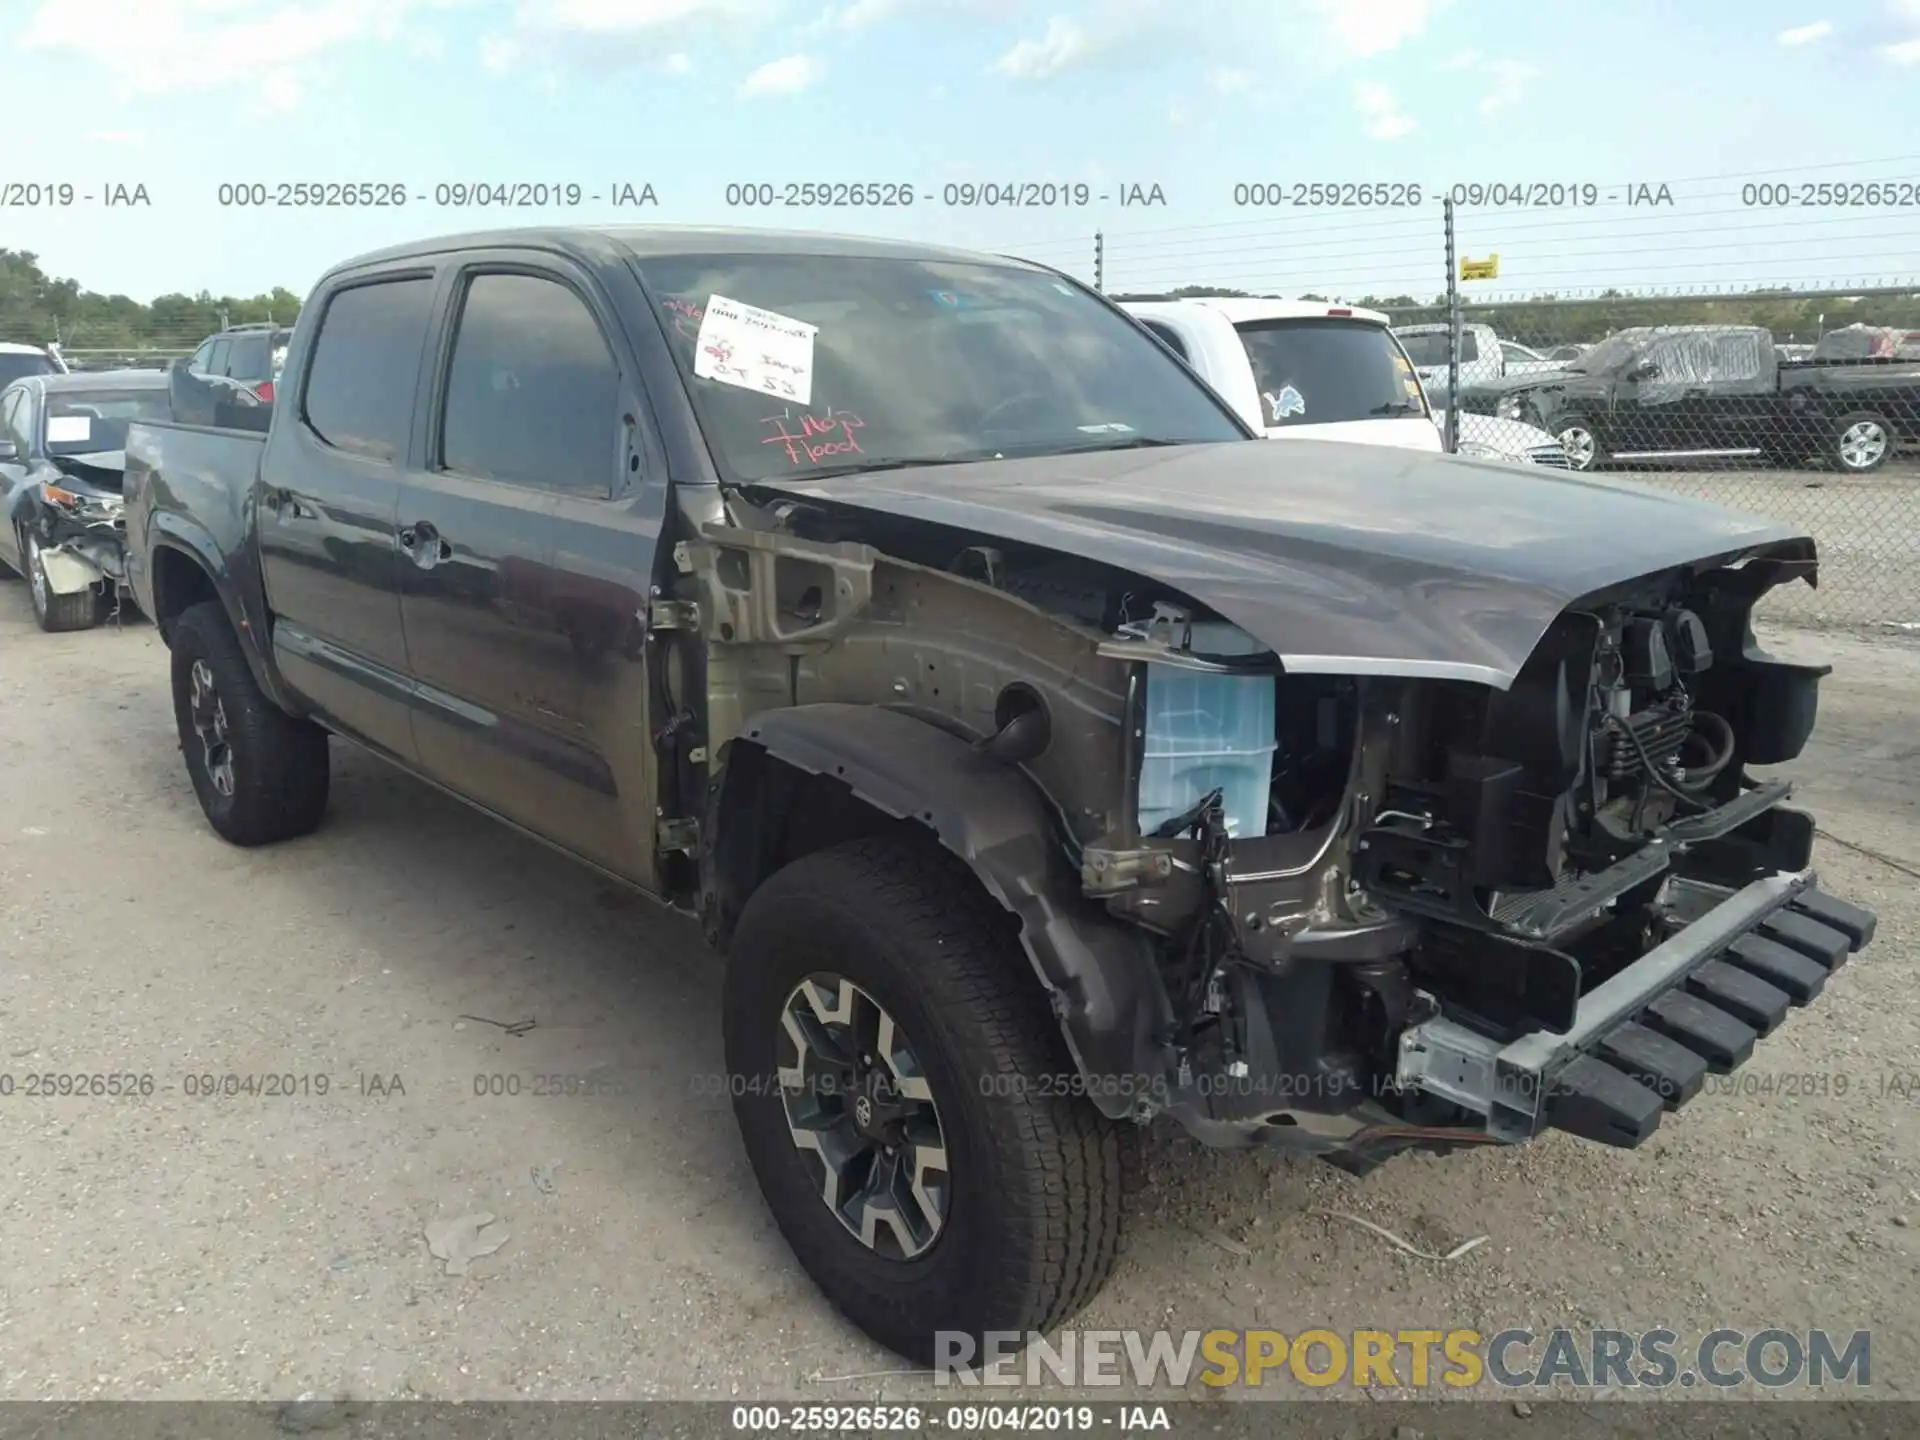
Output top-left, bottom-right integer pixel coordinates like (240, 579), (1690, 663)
(398, 255), (658, 877)
(258, 271), (436, 761)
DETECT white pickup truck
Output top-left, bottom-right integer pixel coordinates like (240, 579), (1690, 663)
(1123, 299), (1570, 466)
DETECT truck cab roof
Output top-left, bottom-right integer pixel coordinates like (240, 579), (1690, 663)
(316, 224), (1061, 285)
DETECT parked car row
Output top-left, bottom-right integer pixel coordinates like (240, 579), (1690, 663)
(96, 223), (1877, 1367)
(1459, 324), (1920, 473)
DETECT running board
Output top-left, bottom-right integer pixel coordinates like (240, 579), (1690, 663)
(1610, 447), (1766, 460)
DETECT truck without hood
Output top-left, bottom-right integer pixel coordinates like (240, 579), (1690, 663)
(121, 225), (1877, 1366)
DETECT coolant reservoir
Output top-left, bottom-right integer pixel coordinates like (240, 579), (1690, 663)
(1132, 617), (1277, 839)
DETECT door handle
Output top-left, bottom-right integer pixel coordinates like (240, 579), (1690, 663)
(264, 487), (315, 520)
(398, 522), (452, 568)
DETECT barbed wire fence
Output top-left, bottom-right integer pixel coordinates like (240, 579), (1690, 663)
(998, 177), (1920, 636)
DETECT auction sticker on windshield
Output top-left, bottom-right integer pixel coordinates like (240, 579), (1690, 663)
(47, 416), (92, 444)
(693, 294), (817, 405)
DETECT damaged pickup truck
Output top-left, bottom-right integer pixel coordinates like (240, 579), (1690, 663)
(1, 370), (169, 630)
(121, 226), (1877, 1363)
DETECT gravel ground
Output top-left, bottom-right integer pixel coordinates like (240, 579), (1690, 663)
(0, 590), (1915, 1407)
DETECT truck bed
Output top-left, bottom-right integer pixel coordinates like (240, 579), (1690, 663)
(122, 419), (266, 624)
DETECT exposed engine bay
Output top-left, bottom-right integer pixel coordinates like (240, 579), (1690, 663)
(693, 477), (1859, 1170)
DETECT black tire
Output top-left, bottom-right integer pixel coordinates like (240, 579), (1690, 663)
(21, 528), (99, 632)
(724, 836), (1125, 1365)
(1831, 410), (1893, 475)
(169, 599), (331, 845)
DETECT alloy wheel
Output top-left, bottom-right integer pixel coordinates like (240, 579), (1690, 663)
(1557, 424), (1598, 471)
(26, 533), (48, 615)
(189, 658), (236, 796)
(776, 973), (951, 1259)
(1838, 420), (1888, 472)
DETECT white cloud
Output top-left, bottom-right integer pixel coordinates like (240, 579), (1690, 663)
(1438, 47), (1480, 69)
(17, 0), (445, 105)
(1888, 36), (1920, 59)
(1313, 0), (1430, 58)
(91, 130), (147, 145)
(663, 49), (693, 70)
(814, 0), (899, 27)
(1353, 80), (1414, 138)
(991, 16), (1092, 78)
(1476, 57), (1537, 114)
(489, 0), (785, 72)
(1777, 20), (1833, 44)
(480, 34), (520, 69)
(1206, 66), (1251, 94)
(738, 52), (821, 93)
(518, 0), (769, 30)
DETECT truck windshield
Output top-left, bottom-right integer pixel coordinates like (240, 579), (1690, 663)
(1235, 319), (1427, 427)
(633, 252), (1246, 482)
(1562, 332), (1645, 372)
(44, 389), (172, 454)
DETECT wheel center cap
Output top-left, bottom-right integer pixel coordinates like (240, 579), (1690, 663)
(854, 1094), (873, 1128)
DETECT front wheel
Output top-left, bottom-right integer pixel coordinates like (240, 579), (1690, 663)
(723, 836), (1125, 1365)
(1831, 411), (1893, 474)
(169, 600), (331, 845)
(1552, 417), (1603, 472)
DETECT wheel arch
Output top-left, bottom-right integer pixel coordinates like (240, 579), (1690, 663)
(146, 523), (301, 714)
(705, 703), (1174, 1121)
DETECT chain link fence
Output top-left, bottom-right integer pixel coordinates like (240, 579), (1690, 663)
(1017, 193), (1920, 635)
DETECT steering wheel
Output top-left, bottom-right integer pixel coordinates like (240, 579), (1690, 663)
(976, 391), (1054, 433)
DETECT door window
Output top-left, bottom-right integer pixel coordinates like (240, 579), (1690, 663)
(438, 272), (620, 498)
(301, 276), (436, 464)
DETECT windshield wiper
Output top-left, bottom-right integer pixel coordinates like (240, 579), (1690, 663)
(1366, 402), (1424, 417)
(1009, 436), (1194, 456)
(767, 456), (988, 481)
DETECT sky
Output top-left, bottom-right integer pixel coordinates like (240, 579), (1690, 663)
(5, 0), (1919, 306)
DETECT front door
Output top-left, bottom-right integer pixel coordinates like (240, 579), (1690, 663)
(398, 260), (657, 877)
(257, 272), (435, 762)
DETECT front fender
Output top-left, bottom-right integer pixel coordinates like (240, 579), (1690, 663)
(734, 704), (1176, 1121)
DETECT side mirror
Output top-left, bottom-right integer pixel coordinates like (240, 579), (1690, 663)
(1625, 361), (1660, 382)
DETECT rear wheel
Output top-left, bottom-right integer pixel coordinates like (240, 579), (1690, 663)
(169, 600), (331, 845)
(1832, 411), (1892, 474)
(723, 836), (1125, 1364)
(23, 529), (99, 632)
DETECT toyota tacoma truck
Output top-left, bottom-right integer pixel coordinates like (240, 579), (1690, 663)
(122, 226), (1877, 1364)
(1461, 323), (1920, 473)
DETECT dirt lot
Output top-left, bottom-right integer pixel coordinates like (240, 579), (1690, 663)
(1, 581), (1916, 1405)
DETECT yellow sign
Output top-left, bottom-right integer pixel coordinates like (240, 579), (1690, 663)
(1460, 254), (1500, 280)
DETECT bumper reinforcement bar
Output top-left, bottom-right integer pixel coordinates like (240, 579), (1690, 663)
(1395, 873), (1876, 1147)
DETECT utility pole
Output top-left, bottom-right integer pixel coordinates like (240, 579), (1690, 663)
(1094, 231), (1104, 294)
(1442, 198), (1461, 454)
